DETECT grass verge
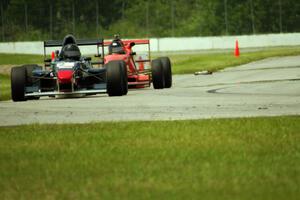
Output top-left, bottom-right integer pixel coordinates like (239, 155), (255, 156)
(169, 46), (300, 74)
(0, 54), (43, 66)
(0, 116), (299, 200)
(0, 74), (10, 101)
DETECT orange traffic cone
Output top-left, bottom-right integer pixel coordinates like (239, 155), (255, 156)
(235, 40), (240, 57)
(138, 56), (144, 71)
(51, 51), (55, 61)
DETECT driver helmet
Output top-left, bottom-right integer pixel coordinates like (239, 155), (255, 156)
(61, 43), (81, 60)
(109, 35), (125, 54)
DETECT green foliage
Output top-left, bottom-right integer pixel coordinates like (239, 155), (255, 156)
(0, 0), (300, 41)
(0, 116), (299, 199)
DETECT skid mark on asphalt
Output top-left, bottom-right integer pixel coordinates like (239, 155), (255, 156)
(222, 65), (300, 73)
(207, 78), (300, 96)
(181, 78), (300, 90)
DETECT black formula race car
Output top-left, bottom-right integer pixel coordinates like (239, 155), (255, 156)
(11, 35), (128, 102)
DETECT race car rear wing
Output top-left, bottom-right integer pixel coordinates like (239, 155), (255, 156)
(104, 39), (151, 63)
(123, 39), (150, 46)
(103, 39), (149, 46)
(43, 38), (105, 62)
(44, 39), (104, 47)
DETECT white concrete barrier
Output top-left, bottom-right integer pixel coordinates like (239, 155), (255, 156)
(0, 41), (43, 54)
(0, 33), (300, 55)
(153, 33), (300, 51)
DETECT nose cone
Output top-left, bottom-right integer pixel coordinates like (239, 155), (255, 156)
(57, 70), (73, 84)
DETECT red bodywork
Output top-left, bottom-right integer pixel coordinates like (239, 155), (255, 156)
(104, 39), (151, 88)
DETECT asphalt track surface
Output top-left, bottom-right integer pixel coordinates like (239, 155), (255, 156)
(1, 56), (300, 126)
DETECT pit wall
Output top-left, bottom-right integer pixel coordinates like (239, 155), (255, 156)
(0, 33), (300, 55)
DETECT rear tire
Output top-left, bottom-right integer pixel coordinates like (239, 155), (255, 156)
(106, 60), (127, 96)
(11, 66), (26, 102)
(159, 57), (172, 88)
(151, 59), (164, 89)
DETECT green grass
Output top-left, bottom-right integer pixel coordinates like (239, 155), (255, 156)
(0, 74), (10, 101)
(169, 46), (300, 74)
(0, 54), (43, 66)
(0, 116), (299, 200)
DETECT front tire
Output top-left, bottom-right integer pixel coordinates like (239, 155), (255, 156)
(11, 66), (26, 102)
(106, 60), (127, 96)
(151, 59), (164, 89)
(24, 64), (42, 100)
(159, 57), (172, 88)
(23, 64), (42, 86)
(119, 61), (128, 95)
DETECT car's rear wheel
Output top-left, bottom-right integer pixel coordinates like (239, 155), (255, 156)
(151, 59), (165, 89)
(106, 60), (127, 96)
(11, 66), (27, 102)
(159, 57), (172, 88)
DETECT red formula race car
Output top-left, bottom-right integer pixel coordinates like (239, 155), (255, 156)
(103, 35), (172, 89)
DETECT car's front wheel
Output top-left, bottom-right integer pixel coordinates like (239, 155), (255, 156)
(119, 61), (128, 95)
(106, 60), (128, 96)
(159, 57), (172, 88)
(23, 64), (42, 100)
(11, 66), (27, 102)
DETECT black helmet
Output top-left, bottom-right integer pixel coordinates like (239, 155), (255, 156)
(62, 34), (77, 46)
(61, 44), (81, 60)
(108, 39), (125, 54)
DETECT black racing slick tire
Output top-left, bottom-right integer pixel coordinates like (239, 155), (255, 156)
(106, 60), (127, 96)
(119, 61), (128, 95)
(11, 66), (27, 102)
(23, 64), (42, 100)
(151, 59), (164, 89)
(159, 57), (172, 88)
(23, 64), (42, 86)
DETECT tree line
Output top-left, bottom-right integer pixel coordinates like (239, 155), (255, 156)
(0, 0), (299, 41)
